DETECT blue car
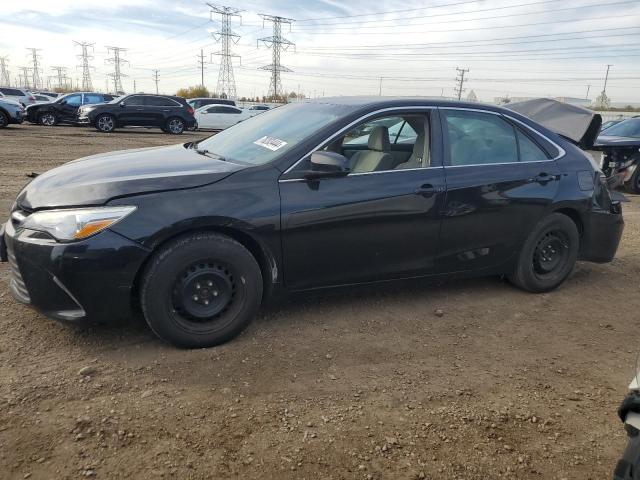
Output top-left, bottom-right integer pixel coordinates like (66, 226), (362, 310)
(0, 97), (24, 128)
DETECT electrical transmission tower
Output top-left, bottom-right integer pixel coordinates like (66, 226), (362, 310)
(0, 57), (10, 86)
(27, 48), (43, 90)
(208, 3), (242, 99)
(74, 41), (95, 91)
(51, 66), (68, 90)
(258, 14), (295, 99)
(19, 66), (31, 89)
(197, 49), (207, 88)
(454, 67), (469, 100)
(105, 46), (129, 93)
(152, 69), (160, 94)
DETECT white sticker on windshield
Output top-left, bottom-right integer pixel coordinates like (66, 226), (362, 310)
(253, 136), (288, 151)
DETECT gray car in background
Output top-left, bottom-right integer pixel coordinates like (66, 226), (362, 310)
(0, 97), (25, 128)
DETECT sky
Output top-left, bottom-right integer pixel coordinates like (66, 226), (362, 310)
(1, 0), (640, 104)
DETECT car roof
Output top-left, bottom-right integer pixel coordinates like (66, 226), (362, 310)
(304, 96), (505, 112)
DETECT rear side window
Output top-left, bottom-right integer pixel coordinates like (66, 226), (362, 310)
(516, 128), (551, 162)
(146, 96), (179, 107)
(83, 94), (104, 105)
(444, 110), (518, 166)
(207, 106), (240, 114)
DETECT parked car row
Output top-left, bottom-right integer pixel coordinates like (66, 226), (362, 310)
(0, 89), (272, 133)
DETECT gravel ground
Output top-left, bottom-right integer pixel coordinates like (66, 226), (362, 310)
(1, 124), (638, 480)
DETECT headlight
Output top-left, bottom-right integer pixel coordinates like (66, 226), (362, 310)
(21, 206), (136, 241)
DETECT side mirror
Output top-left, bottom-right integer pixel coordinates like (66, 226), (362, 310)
(304, 151), (350, 180)
(120, 102), (126, 108)
(60, 99), (67, 105)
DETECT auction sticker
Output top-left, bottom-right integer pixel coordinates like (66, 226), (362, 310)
(254, 136), (288, 151)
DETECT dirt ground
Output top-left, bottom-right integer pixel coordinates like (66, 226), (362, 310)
(1, 124), (639, 480)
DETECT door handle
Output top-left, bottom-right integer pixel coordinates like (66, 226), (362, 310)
(529, 172), (557, 184)
(414, 184), (437, 196)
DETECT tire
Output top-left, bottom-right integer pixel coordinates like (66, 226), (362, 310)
(0, 111), (8, 128)
(140, 232), (263, 348)
(95, 114), (116, 133)
(627, 164), (640, 194)
(508, 213), (579, 293)
(38, 112), (57, 126)
(165, 117), (185, 135)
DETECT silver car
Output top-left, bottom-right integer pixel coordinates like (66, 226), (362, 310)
(0, 97), (25, 128)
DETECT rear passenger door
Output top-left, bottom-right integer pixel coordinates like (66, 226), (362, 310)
(145, 96), (181, 126)
(437, 107), (561, 273)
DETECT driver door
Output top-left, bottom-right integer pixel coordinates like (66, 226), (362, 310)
(279, 109), (446, 289)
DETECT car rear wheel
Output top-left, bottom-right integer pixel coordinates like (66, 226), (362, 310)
(140, 232), (263, 348)
(165, 117), (185, 135)
(39, 112), (57, 126)
(95, 114), (116, 133)
(0, 111), (8, 128)
(508, 213), (579, 293)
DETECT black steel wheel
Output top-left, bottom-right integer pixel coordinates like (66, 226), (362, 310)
(629, 165), (640, 195)
(39, 112), (57, 126)
(95, 114), (115, 133)
(508, 213), (579, 293)
(140, 232), (262, 348)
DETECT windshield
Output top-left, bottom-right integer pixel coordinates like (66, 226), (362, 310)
(196, 102), (352, 165)
(602, 118), (640, 138)
(109, 95), (125, 104)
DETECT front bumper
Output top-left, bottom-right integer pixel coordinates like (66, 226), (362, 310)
(579, 202), (624, 263)
(9, 110), (24, 124)
(1, 218), (150, 323)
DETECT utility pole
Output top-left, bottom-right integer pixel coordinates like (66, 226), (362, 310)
(74, 41), (95, 91)
(105, 46), (128, 94)
(50, 66), (67, 90)
(454, 67), (469, 100)
(26, 48), (43, 90)
(378, 77), (383, 96)
(0, 56), (10, 86)
(208, 3), (242, 99)
(585, 84), (591, 100)
(258, 14), (295, 99)
(133, 79), (137, 93)
(197, 49), (206, 88)
(595, 64), (613, 109)
(152, 69), (160, 94)
(603, 64), (613, 93)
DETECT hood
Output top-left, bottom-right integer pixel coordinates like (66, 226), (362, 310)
(504, 98), (601, 149)
(17, 144), (245, 210)
(0, 98), (22, 108)
(594, 135), (640, 148)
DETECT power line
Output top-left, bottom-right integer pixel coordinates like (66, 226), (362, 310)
(208, 3), (242, 99)
(258, 14), (295, 98)
(74, 41), (95, 91)
(454, 67), (469, 100)
(105, 46), (129, 93)
(26, 48), (43, 90)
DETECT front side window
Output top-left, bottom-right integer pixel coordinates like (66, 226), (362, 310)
(324, 113), (430, 173)
(124, 96), (144, 106)
(64, 94), (82, 107)
(196, 102), (350, 166)
(444, 110), (518, 166)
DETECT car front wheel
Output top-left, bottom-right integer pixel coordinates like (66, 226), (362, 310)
(39, 112), (57, 126)
(508, 213), (579, 293)
(95, 114), (116, 133)
(0, 111), (8, 128)
(140, 232), (263, 348)
(165, 117), (185, 135)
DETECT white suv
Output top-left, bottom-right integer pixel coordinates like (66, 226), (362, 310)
(0, 87), (36, 107)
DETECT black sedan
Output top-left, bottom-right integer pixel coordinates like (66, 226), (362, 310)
(0, 98), (624, 348)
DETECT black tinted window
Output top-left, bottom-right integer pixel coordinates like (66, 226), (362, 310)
(445, 111), (518, 166)
(83, 94), (104, 105)
(146, 96), (178, 107)
(0, 88), (23, 96)
(124, 96), (145, 106)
